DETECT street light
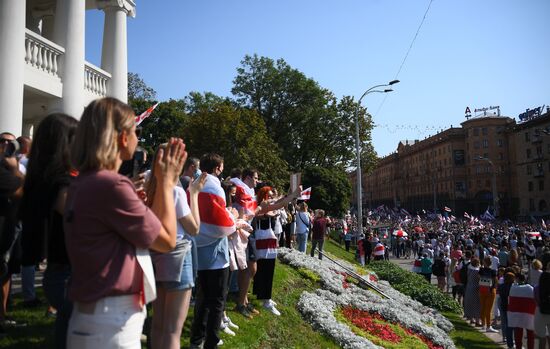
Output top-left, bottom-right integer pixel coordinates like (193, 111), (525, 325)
(475, 156), (498, 217)
(354, 80), (399, 236)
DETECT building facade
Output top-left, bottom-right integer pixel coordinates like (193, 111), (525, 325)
(0, 0), (135, 137)
(360, 109), (550, 219)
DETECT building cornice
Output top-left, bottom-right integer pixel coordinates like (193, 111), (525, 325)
(97, 0), (136, 17)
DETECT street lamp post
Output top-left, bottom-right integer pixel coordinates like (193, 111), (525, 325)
(354, 80), (399, 237)
(475, 156), (498, 217)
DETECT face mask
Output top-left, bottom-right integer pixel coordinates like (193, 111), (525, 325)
(193, 169), (202, 180)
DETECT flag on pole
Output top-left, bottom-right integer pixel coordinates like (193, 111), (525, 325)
(135, 102), (159, 125)
(300, 187), (312, 200)
(542, 219), (547, 230)
(444, 206), (452, 212)
(464, 212), (470, 219)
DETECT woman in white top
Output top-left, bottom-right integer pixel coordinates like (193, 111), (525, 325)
(147, 145), (207, 349)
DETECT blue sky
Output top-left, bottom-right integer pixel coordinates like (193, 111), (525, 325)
(86, 0), (550, 157)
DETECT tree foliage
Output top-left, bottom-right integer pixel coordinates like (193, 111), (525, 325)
(128, 72), (157, 102)
(301, 165), (352, 217)
(182, 93), (289, 188)
(231, 54), (375, 171)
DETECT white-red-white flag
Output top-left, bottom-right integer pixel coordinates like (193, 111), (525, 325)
(229, 177), (257, 215)
(135, 102), (159, 125)
(300, 187), (311, 200)
(542, 219), (547, 230)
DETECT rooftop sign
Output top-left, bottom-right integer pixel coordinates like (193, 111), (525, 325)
(518, 105), (545, 122)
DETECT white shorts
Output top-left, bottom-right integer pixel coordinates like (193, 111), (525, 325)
(67, 294), (146, 349)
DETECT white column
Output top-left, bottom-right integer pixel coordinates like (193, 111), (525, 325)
(51, 0), (85, 119)
(0, 0), (26, 135)
(100, 1), (135, 103)
(22, 123), (34, 138)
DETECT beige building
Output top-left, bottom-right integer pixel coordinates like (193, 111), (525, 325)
(359, 108), (550, 219)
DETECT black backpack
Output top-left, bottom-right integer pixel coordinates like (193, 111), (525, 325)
(539, 272), (550, 314)
(432, 259), (445, 276)
(459, 259), (470, 285)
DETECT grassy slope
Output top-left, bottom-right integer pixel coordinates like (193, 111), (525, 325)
(0, 263), (340, 349)
(322, 238), (502, 349)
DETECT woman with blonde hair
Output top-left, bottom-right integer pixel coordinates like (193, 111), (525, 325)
(147, 145), (207, 349)
(64, 97), (186, 349)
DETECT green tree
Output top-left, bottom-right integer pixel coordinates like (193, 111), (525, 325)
(131, 99), (187, 156)
(231, 54), (374, 170)
(301, 165), (352, 217)
(183, 93), (289, 188)
(128, 72), (157, 102)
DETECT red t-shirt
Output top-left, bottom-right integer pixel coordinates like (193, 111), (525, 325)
(64, 170), (161, 303)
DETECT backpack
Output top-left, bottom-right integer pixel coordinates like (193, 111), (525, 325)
(459, 259), (470, 285)
(432, 259), (445, 277)
(539, 272), (550, 314)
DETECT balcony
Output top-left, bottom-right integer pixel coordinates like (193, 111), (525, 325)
(534, 171), (544, 178)
(24, 29), (111, 100)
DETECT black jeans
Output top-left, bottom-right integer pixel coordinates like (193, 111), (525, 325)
(190, 267), (229, 349)
(310, 239), (324, 259)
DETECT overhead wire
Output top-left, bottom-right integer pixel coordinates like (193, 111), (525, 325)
(372, 0), (434, 122)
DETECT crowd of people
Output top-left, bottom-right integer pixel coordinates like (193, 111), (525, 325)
(338, 214), (550, 349)
(0, 97), (336, 349)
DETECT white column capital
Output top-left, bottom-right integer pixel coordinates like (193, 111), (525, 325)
(97, 0), (136, 18)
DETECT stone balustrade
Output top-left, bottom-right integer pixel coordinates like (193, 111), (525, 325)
(84, 63), (111, 97)
(24, 29), (64, 78)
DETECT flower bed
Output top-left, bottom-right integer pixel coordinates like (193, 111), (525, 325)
(279, 248), (456, 349)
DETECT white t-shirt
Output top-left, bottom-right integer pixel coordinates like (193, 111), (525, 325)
(174, 186), (191, 240)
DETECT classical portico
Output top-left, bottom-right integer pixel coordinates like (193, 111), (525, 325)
(0, 0), (136, 136)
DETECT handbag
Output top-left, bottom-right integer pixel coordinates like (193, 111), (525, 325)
(151, 239), (191, 282)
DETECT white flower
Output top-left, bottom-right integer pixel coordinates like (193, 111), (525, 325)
(278, 248), (456, 348)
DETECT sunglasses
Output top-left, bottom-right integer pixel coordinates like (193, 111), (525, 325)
(0, 138), (11, 143)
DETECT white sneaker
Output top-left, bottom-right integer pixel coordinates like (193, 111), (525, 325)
(486, 326), (498, 333)
(225, 317), (239, 330)
(263, 301), (281, 316)
(217, 339), (224, 346)
(222, 326), (236, 336)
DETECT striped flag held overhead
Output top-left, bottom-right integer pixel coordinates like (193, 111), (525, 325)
(300, 187), (312, 200)
(444, 206), (452, 212)
(135, 102), (159, 125)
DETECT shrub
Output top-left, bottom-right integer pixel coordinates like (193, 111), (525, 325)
(368, 261), (462, 314)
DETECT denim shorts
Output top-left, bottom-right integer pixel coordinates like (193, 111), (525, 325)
(157, 249), (194, 291)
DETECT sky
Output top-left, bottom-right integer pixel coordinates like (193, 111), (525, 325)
(85, 0), (550, 157)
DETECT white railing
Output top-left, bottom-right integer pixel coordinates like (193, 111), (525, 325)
(24, 29), (64, 78)
(84, 63), (111, 97)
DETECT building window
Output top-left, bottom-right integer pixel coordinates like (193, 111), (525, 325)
(527, 149), (531, 159)
(497, 139), (503, 147)
(527, 165), (532, 175)
(474, 128), (480, 136)
(466, 142), (469, 150)
(498, 153), (504, 160)
(539, 181), (545, 191)
(483, 153), (488, 158)
(474, 141), (480, 149)
(482, 127), (488, 135)
(528, 181), (534, 191)
(529, 198), (535, 211)
(525, 132), (530, 142)
(482, 139), (489, 148)
(485, 179), (490, 187)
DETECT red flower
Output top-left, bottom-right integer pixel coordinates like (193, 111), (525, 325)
(342, 307), (401, 343)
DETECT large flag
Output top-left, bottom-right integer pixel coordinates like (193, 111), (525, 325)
(195, 174), (236, 247)
(444, 206), (452, 213)
(300, 187), (312, 200)
(481, 207), (495, 221)
(135, 102), (159, 125)
(464, 212), (470, 219)
(230, 177), (257, 215)
(507, 284), (536, 329)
